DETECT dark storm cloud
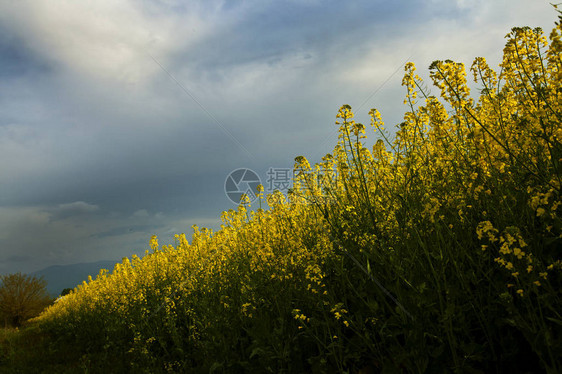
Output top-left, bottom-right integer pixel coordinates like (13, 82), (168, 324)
(0, 28), (52, 79)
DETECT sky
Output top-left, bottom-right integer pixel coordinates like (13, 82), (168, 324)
(0, 0), (558, 274)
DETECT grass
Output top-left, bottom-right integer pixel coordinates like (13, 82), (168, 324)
(0, 325), (132, 374)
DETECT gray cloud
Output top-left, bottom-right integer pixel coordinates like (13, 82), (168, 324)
(57, 201), (99, 213)
(91, 225), (159, 239)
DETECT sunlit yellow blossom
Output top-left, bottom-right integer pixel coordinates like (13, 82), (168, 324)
(150, 235), (159, 251)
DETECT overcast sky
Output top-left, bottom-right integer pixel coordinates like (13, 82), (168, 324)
(0, 0), (557, 274)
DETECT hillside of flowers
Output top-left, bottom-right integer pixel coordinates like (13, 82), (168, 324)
(33, 16), (562, 373)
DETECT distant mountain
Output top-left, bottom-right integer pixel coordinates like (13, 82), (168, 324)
(31, 260), (119, 297)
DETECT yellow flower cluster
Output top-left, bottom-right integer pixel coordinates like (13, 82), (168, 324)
(30, 15), (562, 372)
